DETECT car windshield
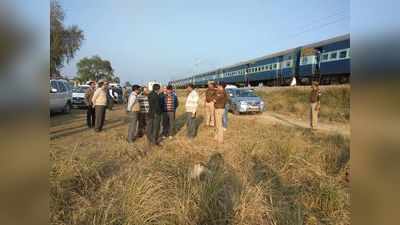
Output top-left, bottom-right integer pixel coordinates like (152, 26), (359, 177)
(73, 87), (88, 93)
(236, 90), (257, 97)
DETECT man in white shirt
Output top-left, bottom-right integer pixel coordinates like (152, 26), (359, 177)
(185, 84), (199, 138)
(126, 85), (141, 143)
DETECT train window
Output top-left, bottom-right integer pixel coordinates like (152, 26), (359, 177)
(339, 50), (347, 58)
(270, 65), (273, 70)
(322, 54), (329, 61)
(287, 56), (292, 60)
(330, 52), (337, 59)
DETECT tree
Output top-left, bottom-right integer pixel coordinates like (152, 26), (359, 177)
(50, 0), (84, 76)
(76, 55), (115, 82)
(112, 76), (120, 84)
(124, 81), (132, 87)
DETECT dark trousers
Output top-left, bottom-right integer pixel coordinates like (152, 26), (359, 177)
(86, 106), (96, 128)
(137, 113), (148, 137)
(146, 114), (161, 144)
(127, 112), (139, 142)
(162, 112), (169, 137)
(94, 105), (106, 131)
(162, 112), (175, 137)
(165, 112), (176, 136)
(186, 112), (197, 138)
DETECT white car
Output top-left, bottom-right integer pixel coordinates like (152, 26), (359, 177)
(72, 85), (90, 108)
(49, 79), (73, 113)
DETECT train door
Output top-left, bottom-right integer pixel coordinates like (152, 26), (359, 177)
(293, 49), (301, 84)
(313, 50), (321, 83)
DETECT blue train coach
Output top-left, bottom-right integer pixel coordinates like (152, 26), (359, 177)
(169, 34), (350, 88)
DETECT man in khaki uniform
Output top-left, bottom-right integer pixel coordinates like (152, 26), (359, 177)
(204, 81), (216, 127)
(310, 81), (321, 129)
(214, 83), (228, 144)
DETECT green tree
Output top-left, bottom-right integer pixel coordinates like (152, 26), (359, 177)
(76, 55), (115, 82)
(113, 76), (120, 84)
(50, 0), (84, 76)
(124, 81), (132, 87)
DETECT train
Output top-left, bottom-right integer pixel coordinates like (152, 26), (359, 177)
(169, 34), (350, 88)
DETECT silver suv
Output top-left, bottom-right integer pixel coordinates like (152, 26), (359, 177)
(49, 79), (73, 113)
(226, 88), (265, 114)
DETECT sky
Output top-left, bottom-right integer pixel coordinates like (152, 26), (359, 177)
(13, 0), (350, 85)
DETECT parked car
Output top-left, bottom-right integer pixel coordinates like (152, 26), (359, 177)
(49, 79), (73, 113)
(72, 85), (90, 108)
(226, 88), (265, 114)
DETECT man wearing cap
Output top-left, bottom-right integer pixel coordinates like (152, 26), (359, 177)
(92, 80), (109, 132)
(84, 81), (96, 128)
(310, 81), (321, 130)
(204, 81), (216, 127)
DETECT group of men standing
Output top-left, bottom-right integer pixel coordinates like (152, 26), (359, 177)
(84, 79), (321, 148)
(126, 84), (179, 146)
(125, 81), (230, 147)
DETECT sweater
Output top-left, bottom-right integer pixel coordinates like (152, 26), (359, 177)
(214, 90), (228, 109)
(185, 90), (199, 113)
(137, 94), (150, 113)
(148, 91), (162, 116)
(92, 87), (107, 106)
(161, 91), (179, 112)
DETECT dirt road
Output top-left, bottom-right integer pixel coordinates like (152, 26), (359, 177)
(237, 111), (350, 137)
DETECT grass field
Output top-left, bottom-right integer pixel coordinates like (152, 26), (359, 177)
(256, 85), (350, 123)
(50, 87), (350, 225)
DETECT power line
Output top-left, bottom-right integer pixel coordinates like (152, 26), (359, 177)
(287, 16), (349, 39)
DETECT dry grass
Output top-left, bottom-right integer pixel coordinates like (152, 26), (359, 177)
(256, 85), (350, 123)
(50, 88), (350, 225)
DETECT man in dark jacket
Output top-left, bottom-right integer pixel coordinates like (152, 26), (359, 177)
(84, 81), (96, 128)
(161, 85), (179, 138)
(147, 84), (163, 145)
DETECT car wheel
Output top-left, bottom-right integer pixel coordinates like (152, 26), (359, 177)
(63, 102), (71, 114)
